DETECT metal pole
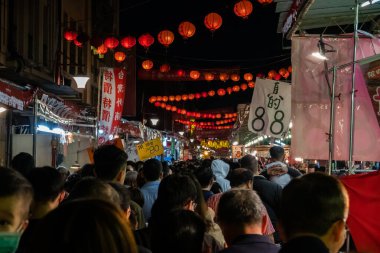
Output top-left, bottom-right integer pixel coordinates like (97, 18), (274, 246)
(328, 66), (337, 175)
(348, 0), (359, 174)
(32, 97), (37, 166)
(95, 67), (103, 147)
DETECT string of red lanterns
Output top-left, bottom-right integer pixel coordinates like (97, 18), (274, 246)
(176, 118), (236, 126)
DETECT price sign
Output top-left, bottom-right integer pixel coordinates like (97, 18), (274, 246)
(248, 78), (291, 138)
(136, 138), (164, 161)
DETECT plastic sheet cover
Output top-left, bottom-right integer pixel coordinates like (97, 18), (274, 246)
(291, 36), (380, 161)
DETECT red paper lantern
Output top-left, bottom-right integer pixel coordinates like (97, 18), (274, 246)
(186, 112), (191, 117)
(274, 74), (282, 80)
(138, 33), (155, 49)
(74, 39), (83, 47)
(204, 73), (215, 81)
(216, 114), (222, 119)
(219, 73), (229, 82)
(201, 92), (208, 98)
(166, 105), (172, 111)
(268, 70), (277, 79)
(97, 44), (108, 54)
(169, 95), (175, 101)
(175, 95), (182, 102)
(257, 0), (273, 4)
(120, 36), (136, 49)
(160, 103), (167, 108)
(154, 102), (161, 107)
(188, 94), (195, 100)
(217, 88), (226, 96)
(244, 73), (253, 81)
(64, 30), (77, 41)
(182, 94), (188, 101)
(233, 85), (240, 92)
(190, 70), (200, 80)
(177, 109), (181, 113)
(162, 96), (168, 102)
(248, 81), (255, 88)
(156, 96), (162, 101)
(196, 113), (201, 118)
(158, 30), (175, 47)
(104, 37), (119, 49)
(149, 97), (156, 103)
(160, 64), (171, 73)
(114, 51), (126, 62)
(283, 71), (290, 79)
(181, 109), (187, 115)
(279, 68), (287, 77)
(231, 74), (240, 82)
(195, 93), (201, 99)
(256, 73), (264, 78)
(226, 87), (233, 94)
(208, 90), (215, 97)
(142, 60), (154, 70)
(240, 83), (248, 91)
(171, 106), (177, 112)
(204, 13), (223, 32)
(234, 0), (253, 19)
(178, 21), (196, 39)
(288, 66), (292, 73)
(177, 69), (185, 77)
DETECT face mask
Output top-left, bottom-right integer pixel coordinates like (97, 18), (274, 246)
(0, 233), (21, 253)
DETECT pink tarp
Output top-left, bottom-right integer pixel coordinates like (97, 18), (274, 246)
(291, 36), (380, 161)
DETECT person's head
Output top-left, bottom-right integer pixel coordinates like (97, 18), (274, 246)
(217, 189), (266, 245)
(11, 152), (34, 177)
(127, 187), (144, 208)
(280, 173), (349, 253)
(108, 182), (131, 219)
(29, 199), (138, 253)
(269, 146), (285, 162)
(67, 177), (120, 205)
(308, 163), (317, 173)
(194, 166), (214, 189)
(124, 171), (138, 187)
(93, 145), (128, 183)
(142, 159), (162, 182)
(0, 167), (33, 233)
(240, 155), (259, 174)
(80, 163), (95, 177)
(27, 167), (66, 214)
(152, 210), (206, 253)
(229, 168), (253, 189)
(56, 166), (70, 181)
(162, 161), (172, 177)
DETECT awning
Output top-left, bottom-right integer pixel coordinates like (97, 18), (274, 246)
(0, 78), (35, 110)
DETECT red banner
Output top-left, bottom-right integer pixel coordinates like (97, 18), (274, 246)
(0, 79), (35, 110)
(98, 68), (127, 144)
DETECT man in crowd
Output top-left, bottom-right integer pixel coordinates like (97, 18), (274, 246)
(140, 158), (163, 221)
(279, 173), (349, 253)
(240, 154), (282, 243)
(217, 189), (279, 253)
(194, 166), (215, 202)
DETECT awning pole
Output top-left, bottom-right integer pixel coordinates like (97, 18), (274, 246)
(328, 67), (337, 175)
(33, 97), (37, 166)
(348, 0), (359, 174)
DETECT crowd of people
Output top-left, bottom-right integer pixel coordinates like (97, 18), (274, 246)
(0, 145), (351, 253)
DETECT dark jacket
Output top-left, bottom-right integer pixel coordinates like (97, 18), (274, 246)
(279, 236), (329, 253)
(219, 234), (279, 253)
(253, 175), (282, 243)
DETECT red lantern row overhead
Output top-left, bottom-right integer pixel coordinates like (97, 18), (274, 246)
(160, 64), (171, 73)
(190, 70), (201, 80)
(219, 73), (229, 82)
(114, 51), (126, 62)
(138, 33), (155, 50)
(104, 37), (119, 49)
(97, 44), (108, 54)
(142, 60), (154, 70)
(244, 73), (253, 81)
(64, 30), (78, 41)
(231, 74), (240, 82)
(257, 0), (273, 4)
(204, 12), (223, 32)
(176, 118), (236, 126)
(74, 40), (82, 47)
(121, 36), (136, 49)
(234, 0), (253, 19)
(178, 21), (196, 39)
(157, 30), (175, 47)
(204, 72), (215, 81)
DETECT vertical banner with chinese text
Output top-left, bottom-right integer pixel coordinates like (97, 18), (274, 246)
(98, 68), (127, 144)
(248, 78), (291, 138)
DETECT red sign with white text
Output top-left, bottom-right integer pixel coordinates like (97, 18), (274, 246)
(98, 68), (127, 144)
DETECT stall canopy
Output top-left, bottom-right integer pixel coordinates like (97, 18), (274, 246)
(276, 0), (380, 39)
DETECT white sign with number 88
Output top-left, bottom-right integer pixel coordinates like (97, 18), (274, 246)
(247, 78), (291, 138)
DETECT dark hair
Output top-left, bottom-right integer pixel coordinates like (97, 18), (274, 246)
(127, 187), (144, 208)
(194, 166), (214, 188)
(151, 174), (197, 223)
(29, 199), (138, 253)
(229, 168), (253, 187)
(27, 167), (65, 202)
(108, 182), (131, 212)
(162, 161), (171, 177)
(57, 166), (70, 181)
(94, 145), (128, 181)
(136, 161), (144, 171)
(201, 159), (212, 168)
(0, 167), (33, 218)
(67, 177), (120, 205)
(217, 189), (263, 225)
(152, 210), (206, 253)
(127, 161), (136, 170)
(269, 146), (285, 160)
(142, 159), (162, 181)
(240, 155), (258, 173)
(80, 164), (95, 177)
(280, 173), (348, 237)
(11, 152), (34, 177)
(124, 171), (138, 187)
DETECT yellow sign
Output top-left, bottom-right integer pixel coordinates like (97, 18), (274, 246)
(136, 138), (164, 161)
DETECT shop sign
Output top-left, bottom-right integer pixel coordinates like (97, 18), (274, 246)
(136, 138), (164, 161)
(282, 0), (306, 35)
(248, 78), (291, 138)
(98, 68), (127, 144)
(0, 79), (34, 110)
(232, 145), (244, 159)
(39, 94), (73, 118)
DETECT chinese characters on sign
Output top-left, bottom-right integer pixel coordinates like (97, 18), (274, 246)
(248, 78), (291, 138)
(98, 68), (127, 144)
(136, 138), (164, 161)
